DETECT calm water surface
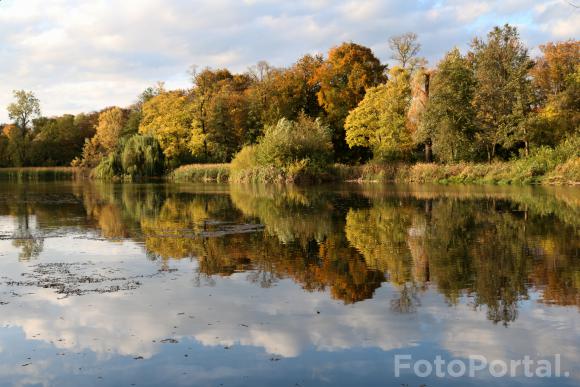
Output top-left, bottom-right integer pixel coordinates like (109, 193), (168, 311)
(0, 181), (578, 387)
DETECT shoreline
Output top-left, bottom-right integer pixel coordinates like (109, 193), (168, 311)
(2, 159), (578, 187)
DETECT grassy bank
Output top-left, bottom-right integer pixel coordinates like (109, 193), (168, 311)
(337, 137), (580, 185)
(171, 137), (579, 185)
(336, 159), (579, 185)
(169, 158), (579, 186)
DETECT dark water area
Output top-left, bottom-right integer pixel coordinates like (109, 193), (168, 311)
(0, 181), (578, 386)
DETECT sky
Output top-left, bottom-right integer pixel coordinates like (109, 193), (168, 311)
(0, 0), (578, 122)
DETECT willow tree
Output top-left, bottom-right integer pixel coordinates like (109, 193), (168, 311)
(121, 135), (165, 178)
(345, 67), (413, 160)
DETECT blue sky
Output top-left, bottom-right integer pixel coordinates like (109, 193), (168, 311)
(0, 0), (578, 122)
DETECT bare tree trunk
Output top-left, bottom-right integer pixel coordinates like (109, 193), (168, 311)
(425, 140), (432, 163)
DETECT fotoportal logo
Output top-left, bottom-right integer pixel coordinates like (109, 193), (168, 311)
(394, 354), (570, 379)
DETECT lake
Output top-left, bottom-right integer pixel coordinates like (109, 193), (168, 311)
(0, 181), (578, 386)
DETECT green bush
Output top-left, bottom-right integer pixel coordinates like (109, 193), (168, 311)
(231, 115), (334, 183)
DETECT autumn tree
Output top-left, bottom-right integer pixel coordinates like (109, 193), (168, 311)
(243, 55), (324, 146)
(94, 107), (125, 153)
(190, 68), (234, 158)
(530, 40), (580, 144)
(345, 67), (413, 159)
(532, 40), (579, 99)
(139, 90), (201, 164)
(312, 42), (387, 160)
(471, 24), (534, 160)
(72, 107), (127, 168)
(420, 48), (477, 162)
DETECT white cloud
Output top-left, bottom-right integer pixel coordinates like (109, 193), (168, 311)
(0, 0), (577, 122)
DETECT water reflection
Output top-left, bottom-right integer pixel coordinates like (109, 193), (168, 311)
(1, 182), (579, 314)
(0, 181), (578, 386)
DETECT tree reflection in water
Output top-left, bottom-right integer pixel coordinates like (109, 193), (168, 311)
(0, 181), (578, 325)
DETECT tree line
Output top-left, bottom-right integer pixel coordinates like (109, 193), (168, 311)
(1, 24), (578, 178)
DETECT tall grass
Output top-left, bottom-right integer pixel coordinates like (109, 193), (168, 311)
(0, 167), (84, 181)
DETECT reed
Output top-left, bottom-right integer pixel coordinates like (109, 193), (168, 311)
(170, 163), (230, 182)
(0, 167), (84, 181)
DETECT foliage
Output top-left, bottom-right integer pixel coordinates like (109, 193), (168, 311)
(530, 41), (580, 145)
(0, 30), (578, 186)
(471, 24), (534, 160)
(7, 90), (41, 130)
(92, 134), (165, 180)
(231, 115), (333, 182)
(94, 107), (125, 152)
(30, 114), (95, 166)
(420, 48), (477, 162)
(345, 67), (413, 160)
(312, 42), (387, 160)
(139, 91), (198, 164)
(91, 152), (121, 180)
(121, 135), (165, 178)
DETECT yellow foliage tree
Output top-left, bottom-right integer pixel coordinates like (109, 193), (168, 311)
(95, 107), (125, 153)
(345, 67), (413, 159)
(139, 91), (202, 162)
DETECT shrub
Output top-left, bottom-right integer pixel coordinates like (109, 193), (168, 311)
(231, 115), (334, 183)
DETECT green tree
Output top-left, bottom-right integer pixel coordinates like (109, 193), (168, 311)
(30, 115), (84, 165)
(345, 67), (413, 159)
(6, 90), (41, 165)
(471, 24), (534, 160)
(7, 90), (41, 131)
(420, 48), (477, 162)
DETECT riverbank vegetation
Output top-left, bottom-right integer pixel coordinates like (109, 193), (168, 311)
(1, 25), (578, 185)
